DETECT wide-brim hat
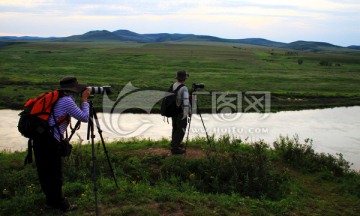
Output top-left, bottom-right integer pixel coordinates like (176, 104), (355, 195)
(175, 70), (189, 81)
(59, 76), (87, 93)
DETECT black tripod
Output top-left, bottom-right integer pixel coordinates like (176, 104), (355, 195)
(87, 100), (118, 216)
(185, 89), (211, 149)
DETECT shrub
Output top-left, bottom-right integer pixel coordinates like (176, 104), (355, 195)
(319, 60), (332, 66)
(273, 135), (351, 175)
(160, 140), (289, 199)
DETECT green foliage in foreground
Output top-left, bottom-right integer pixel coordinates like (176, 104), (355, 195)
(1, 136), (360, 215)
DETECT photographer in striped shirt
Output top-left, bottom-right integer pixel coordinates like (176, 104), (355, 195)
(33, 77), (90, 212)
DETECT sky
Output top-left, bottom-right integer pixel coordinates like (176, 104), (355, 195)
(0, 0), (359, 46)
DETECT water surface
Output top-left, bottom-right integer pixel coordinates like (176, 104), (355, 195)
(1, 106), (359, 169)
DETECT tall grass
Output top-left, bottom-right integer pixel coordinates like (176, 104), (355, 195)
(1, 136), (359, 215)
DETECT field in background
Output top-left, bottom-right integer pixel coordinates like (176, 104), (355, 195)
(0, 41), (360, 111)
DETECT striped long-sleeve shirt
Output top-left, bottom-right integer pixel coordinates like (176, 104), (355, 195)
(48, 96), (89, 141)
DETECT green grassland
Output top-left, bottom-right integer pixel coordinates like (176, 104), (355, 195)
(1, 136), (359, 215)
(0, 41), (360, 112)
(1, 41), (360, 215)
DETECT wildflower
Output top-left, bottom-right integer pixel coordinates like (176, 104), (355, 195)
(2, 188), (9, 195)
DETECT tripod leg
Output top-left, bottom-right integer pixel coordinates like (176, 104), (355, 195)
(185, 116), (192, 150)
(92, 107), (119, 188)
(88, 101), (99, 216)
(192, 91), (211, 145)
(197, 104), (211, 145)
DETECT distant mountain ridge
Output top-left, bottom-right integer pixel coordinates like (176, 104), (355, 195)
(0, 29), (358, 51)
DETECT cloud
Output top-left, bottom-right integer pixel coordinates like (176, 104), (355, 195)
(0, 0), (359, 45)
(0, 0), (201, 16)
(2, 0), (359, 18)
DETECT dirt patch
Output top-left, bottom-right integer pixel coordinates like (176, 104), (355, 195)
(136, 147), (206, 160)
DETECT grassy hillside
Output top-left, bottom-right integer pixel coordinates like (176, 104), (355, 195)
(1, 136), (359, 215)
(0, 41), (360, 111)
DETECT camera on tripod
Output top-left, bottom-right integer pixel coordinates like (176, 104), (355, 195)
(192, 83), (205, 91)
(87, 86), (111, 95)
(187, 82), (210, 145)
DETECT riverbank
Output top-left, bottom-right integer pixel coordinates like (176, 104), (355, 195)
(1, 138), (359, 215)
(1, 81), (360, 112)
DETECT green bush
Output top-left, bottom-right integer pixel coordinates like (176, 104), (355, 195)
(160, 140), (289, 199)
(273, 135), (351, 175)
(319, 60), (332, 66)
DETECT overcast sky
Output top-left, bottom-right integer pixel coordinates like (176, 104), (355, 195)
(0, 0), (359, 46)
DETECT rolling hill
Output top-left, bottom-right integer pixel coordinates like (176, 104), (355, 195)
(0, 29), (359, 51)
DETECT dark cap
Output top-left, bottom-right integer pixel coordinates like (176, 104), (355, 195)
(175, 70), (189, 81)
(59, 77), (87, 93)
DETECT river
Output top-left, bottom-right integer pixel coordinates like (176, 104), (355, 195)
(1, 106), (359, 170)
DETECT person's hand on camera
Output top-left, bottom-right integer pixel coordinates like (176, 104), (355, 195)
(81, 88), (91, 102)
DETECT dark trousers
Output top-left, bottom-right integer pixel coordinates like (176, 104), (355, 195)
(33, 134), (64, 206)
(171, 114), (188, 149)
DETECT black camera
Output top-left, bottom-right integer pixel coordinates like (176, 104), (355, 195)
(192, 83), (205, 90)
(87, 86), (111, 95)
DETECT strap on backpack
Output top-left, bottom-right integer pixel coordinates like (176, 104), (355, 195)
(172, 84), (185, 93)
(173, 84), (185, 109)
(24, 139), (33, 165)
(51, 112), (70, 141)
(163, 116), (170, 124)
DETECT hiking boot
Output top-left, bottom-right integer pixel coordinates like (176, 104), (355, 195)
(171, 143), (186, 149)
(171, 147), (186, 155)
(60, 203), (78, 212)
(58, 199), (78, 212)
(45, 199), (77, 212)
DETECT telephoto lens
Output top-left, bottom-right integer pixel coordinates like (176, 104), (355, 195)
(88, 86), (111, 95)
(192, 83), (205, 90)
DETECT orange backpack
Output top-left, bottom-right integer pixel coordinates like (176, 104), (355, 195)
(18, 90), (65, 139)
